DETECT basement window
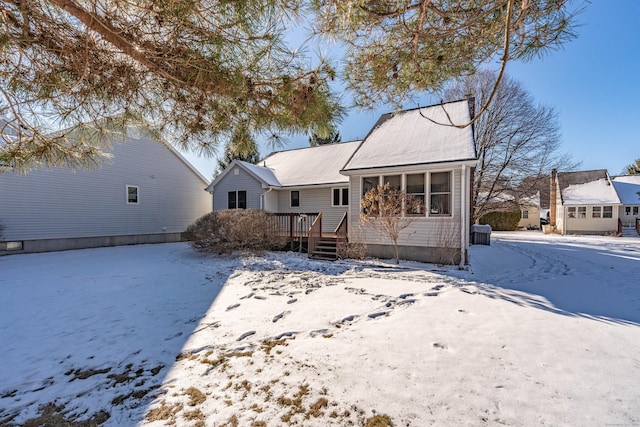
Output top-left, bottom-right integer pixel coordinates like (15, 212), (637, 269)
(0, 241), (23, 251)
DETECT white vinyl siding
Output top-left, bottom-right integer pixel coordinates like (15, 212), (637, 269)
(0, 135), (211, 241)
(562, 205), (619, 235)
(212, 166), (263, 210)
(349, 167), (464, 248)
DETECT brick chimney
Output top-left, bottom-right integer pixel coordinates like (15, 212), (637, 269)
(550, 169), (557, 227)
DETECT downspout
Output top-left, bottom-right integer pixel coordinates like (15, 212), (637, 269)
(260, 187), (273, 210)
(460, 164), (467, 268)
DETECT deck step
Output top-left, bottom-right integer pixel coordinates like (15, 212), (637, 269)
(309, 238), (339, 261)
(621, 226), (639, 237)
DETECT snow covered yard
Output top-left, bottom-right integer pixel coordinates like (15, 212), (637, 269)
(1, 233), (640, 426)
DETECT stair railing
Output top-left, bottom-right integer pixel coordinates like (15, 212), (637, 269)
(335, 211), (348, 244)
(307, 212), (323, 258)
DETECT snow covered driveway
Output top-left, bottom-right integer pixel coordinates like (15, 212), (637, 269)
(1, 234), (640, 426)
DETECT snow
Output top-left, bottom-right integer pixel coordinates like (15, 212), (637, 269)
(562, 178), (620, 205)
(612, 175), (640, 205)
(343, 100), (476, 171)
(262, 141), (361, 187)
(236, 160), (281, 187)
(2, 233), (640, 426)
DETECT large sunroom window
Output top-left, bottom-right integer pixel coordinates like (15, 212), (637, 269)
(429, 172), (451, 216)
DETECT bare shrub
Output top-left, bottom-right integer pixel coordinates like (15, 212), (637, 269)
(430, 220), (461, 266)
(337, 225), (368, 260)
(185, 210), (284, 254)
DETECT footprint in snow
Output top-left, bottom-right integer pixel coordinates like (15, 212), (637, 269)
(433, 342), (447, 350)
(237, 331), (256, 341)
(164, 332), (183, 341)
(272, 311), (291, 323)
(424, 292), (439, 297)
(287, 298), (297, 304)
(310, 329), (331, 338)
(275, 331), (296, 340)
(240, 292), (255, 300)
(368, 311), (388, 319)
(254, 295), (267, 300)
(340, 315), (358, 324)
(226, 303), (240, 311)
(399, 293), (414, 299)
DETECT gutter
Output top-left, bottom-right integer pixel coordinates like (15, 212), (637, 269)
(260, 187), (274, 210)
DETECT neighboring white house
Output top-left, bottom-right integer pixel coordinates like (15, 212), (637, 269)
(209, 99), (477, 264)
(612, 175), (640, 227)
(550, 169), (621, 235)
(0, 128), (211, 255)
(518, 192), (541, 229)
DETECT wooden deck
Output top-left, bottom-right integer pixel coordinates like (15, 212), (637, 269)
(267, 212), (347, 259)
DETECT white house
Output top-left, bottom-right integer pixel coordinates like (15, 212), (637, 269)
(209, 99), (477, 264)
(612, 175), (640, 228)
(0, 128), (212, 254)
(550, 169), (621, 235)
(206, 141), (361, 233)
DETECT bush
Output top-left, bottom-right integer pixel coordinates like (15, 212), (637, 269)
(185, 210), (284, 254)
(479, 211), (521, 231)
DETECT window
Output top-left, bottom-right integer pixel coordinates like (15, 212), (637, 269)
(603, 206), (613, 218)
(290, 190), (300, 207)
(126, 185), (139, 204)
(625, 206), (631, 215)
(429, 172), (451, 216)
(362, 176), (379, 196)
(568, 207), (576, 218)
(383, 175), (401, 190)
(228, 191), (247, 209)
(634, 206), (639, 216)
(406, 173), (425, 215)
(0, 241), (22, 251)
(332, 188), (349, 207)
(522, 210), (529, 219)
(593, 206), (601, 218)
(578, 207), (586, 218)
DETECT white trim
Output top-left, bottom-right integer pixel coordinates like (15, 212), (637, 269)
(126, 184), (139, 205)
(460, 164), (467, 268)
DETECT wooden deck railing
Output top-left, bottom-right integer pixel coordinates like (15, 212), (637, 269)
(307, 212), (323, 257)
(636, 218), (640, 235)
(268, 212), (319, 251)
(335, 211), (348, 244)
(618, 218), (623, 236)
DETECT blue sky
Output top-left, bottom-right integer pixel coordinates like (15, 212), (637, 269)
(185, 1), (640, 178)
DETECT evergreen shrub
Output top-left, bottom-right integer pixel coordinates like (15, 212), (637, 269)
(479, 211), (521, 231)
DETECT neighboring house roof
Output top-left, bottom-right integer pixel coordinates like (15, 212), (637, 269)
(520, 192), (541, 208)
(262, 141), (361, 187)
(342, 99), (476, 172)
(558, 170), (620, 205)
(612, 175), (640, 205)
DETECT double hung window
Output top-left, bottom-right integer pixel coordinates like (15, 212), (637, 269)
(228, 191), (247, 209)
